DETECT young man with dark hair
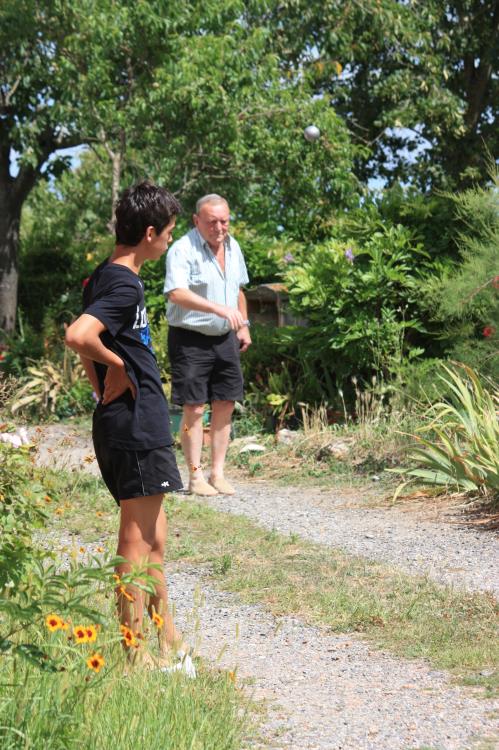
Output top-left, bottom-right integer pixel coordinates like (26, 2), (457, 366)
(66, 181), (194, 674)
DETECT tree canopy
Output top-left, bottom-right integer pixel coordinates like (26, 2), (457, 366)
(1, 0), (359, 331)
(1, 0), (498, 331)
(262, 0), (499, 188)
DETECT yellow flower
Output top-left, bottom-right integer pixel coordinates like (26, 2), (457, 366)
(45, 614), (64, 632)
(86, 252), (95, 262)
(152, 612), (164, 630)
(86, 652), (105, 673)
(112, 573), (121, 585)
(95, 511), (103, 517)
(44, 495), (51, 504)
(79, 547), (85, 553)
(55, 508), (64, 516)
(228, 670), (236, 683)
(73, 625), (88, 644)
(85, 625), (98, 643)
(120, 625), (138, 648)
(96, 546), (104, 553)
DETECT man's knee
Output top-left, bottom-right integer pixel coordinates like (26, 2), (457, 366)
(211, 400), (235, 414)
(183, 403), (205, 420)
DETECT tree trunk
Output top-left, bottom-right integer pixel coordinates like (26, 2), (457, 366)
(0, 181), (21, 334)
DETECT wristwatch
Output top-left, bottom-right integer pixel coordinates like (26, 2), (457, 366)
(243, 319), (251, 327)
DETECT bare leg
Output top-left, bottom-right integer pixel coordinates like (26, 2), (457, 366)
(181, 403), (205, 481)
(209, 400), (235, 489)
(182, 403), (218, 495)
(116, 494), (164, 661)
(146, 504), (184, 656)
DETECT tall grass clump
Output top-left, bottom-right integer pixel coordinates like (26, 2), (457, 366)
(401, 363), (498, 503)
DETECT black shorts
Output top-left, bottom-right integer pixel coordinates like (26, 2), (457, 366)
(168, 326), (244, 405)
(93, 432), (184, 505)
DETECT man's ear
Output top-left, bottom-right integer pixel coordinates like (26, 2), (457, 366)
(145, 225), (155, 242)
(192, 213), (198, 227)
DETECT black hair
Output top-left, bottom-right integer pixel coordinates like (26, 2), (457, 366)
(115, 181), (182, 246)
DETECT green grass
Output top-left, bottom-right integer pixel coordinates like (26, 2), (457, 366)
(225, 416), (416, 493)
(0, 658), (249, 750)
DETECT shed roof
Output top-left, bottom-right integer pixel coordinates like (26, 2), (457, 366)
(246, 283), (288, 300)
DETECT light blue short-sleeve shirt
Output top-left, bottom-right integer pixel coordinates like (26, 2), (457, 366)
(164, 228), (249, 336)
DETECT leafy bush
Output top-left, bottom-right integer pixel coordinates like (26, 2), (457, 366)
(0, 314), (46, 378)
(402, 364), (498, 502)
(0, 444), (120, 666)
(284, 224), (427, 376)
(231, 221), (299, 284)
(18, 156), (113, 332)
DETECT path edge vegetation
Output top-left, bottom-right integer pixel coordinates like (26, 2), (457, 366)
(38, 464), (499, 699)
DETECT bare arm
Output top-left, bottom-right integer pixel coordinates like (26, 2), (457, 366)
(167, 287), (246, 330)
(65, 314), (136, 404)
(236, 289), (251, 352)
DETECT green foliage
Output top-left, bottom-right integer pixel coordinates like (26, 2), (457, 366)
(0, 653), (247, 749)
(421, 173), (499, 381)
(0, 314), (45, 377)
(401, 364), (499, 502)
(0, 444), (125, 657)
(231, 222), (298, 284)
(282, 224), (428, 392)
(18, 161), (113, 332)
(0, 445), (47, 589)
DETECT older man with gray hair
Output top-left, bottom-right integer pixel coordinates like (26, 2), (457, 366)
(164, 194), (251, 496)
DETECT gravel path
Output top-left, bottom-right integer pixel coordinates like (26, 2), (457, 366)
(200, 481), (499, 598)
(169, 567), (498, 750)
(30, 425), (499, 749)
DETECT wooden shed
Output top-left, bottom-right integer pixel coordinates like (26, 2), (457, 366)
(246, 283), (307, 327)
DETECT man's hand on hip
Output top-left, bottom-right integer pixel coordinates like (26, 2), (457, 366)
(237, 326), (252, 353)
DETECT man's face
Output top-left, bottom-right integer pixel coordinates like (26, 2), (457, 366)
(194, 201), (230, 248)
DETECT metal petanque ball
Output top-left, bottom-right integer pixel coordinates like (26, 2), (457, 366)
(303, 125), (321, 142)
